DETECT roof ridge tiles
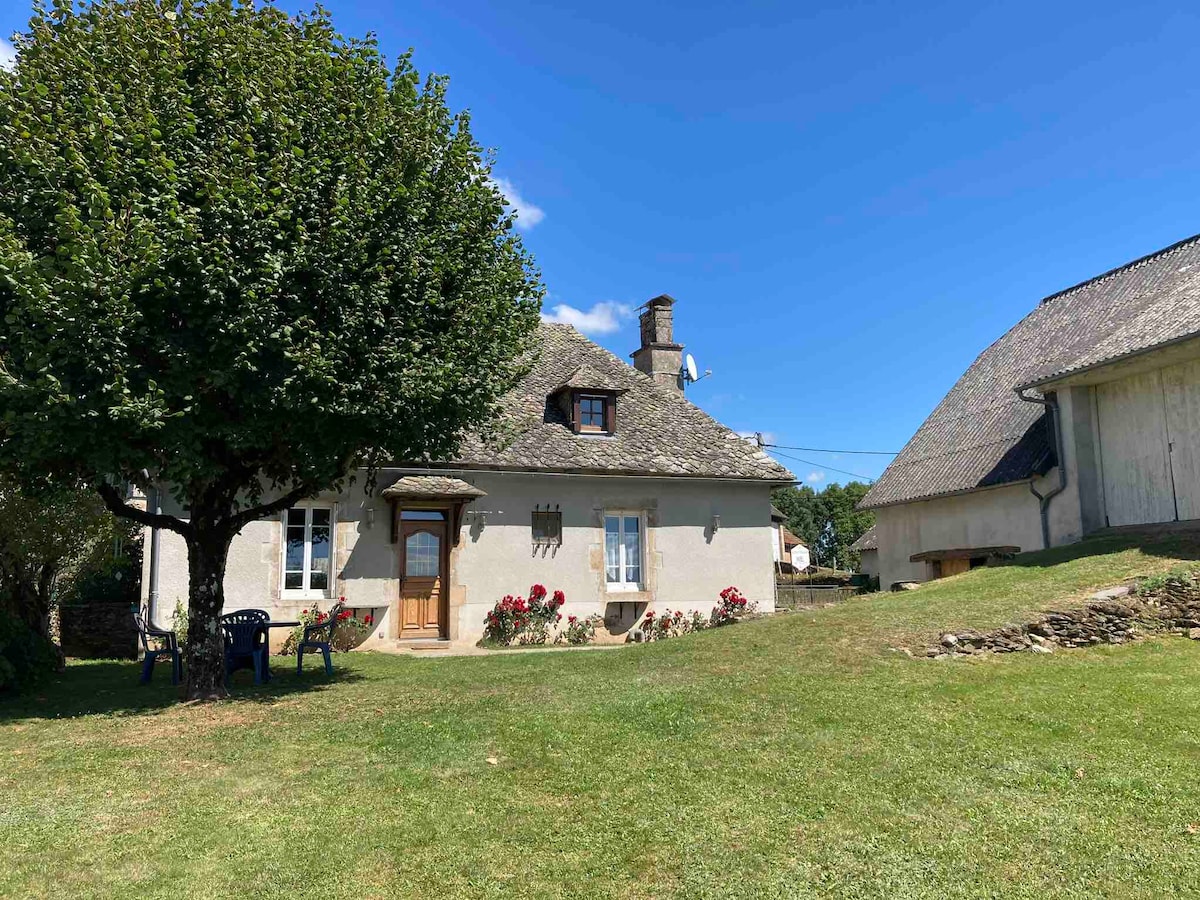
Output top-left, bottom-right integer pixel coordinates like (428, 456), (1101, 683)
(1036, 233), (1200, 307)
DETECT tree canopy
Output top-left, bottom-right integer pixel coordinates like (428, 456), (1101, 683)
(0, 0), (543, 697)
(773, 481), (874, 571)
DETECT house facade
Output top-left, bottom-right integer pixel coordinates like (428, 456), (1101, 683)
(142, 297), (793, 646)
(860, 235), (1200, 589)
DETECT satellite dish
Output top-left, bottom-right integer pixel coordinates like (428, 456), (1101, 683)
(684, 353), (699, 383)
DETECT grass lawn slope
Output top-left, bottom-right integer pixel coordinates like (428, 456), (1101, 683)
(3, 530), (1200, 899)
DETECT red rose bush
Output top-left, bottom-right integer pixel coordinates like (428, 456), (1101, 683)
(482, 584), (570, 646)
(639, 586), (759, 641)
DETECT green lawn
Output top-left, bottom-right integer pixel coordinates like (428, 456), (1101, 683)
(4, 532), (1200, 899)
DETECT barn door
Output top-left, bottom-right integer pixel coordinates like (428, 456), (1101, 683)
(1161, 359), (1200, 521)
(1096, 370), (1176, 527)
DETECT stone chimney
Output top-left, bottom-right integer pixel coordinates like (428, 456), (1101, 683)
(631, 294), (684, 393)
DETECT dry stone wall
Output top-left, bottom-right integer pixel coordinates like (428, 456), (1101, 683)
(920, 573), (1200, 659)
(58, 602), (137, 659)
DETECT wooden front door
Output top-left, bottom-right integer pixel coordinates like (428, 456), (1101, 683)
(399, 512), (448, 639)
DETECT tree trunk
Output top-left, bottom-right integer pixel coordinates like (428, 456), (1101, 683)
(183, 525), (235, 700)
(35, 563), (65, 671)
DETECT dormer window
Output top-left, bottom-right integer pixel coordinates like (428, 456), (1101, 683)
(579, 395), (607, 432)
(572, 391), (614, 435)
(550, 364), (626, 436)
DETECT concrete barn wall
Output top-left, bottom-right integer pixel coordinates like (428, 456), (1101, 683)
(868, 346), (1200, 590)
(142, 471), (777, 648)
(872, 482), (1045, 589)
(858, 548), (879, 579)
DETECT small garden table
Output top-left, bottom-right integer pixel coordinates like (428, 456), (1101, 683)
(260, 621), (300, 681)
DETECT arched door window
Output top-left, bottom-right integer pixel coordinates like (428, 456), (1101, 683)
(405, 531), (441, 577)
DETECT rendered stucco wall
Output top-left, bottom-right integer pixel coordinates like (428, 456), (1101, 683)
(858, 548), (879, 579)
(872, 482), (1044, 589)
(451, 472), (776, 644)
(142, 471), (777, 648)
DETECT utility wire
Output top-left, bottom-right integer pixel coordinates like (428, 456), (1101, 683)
(767, 448), (877, 483)
(765, 443), (898, 456)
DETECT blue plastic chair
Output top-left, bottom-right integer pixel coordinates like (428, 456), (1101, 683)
(221, 609), (270, 685)
(297, 602), (344, 676)
(134, 611), (182, 685)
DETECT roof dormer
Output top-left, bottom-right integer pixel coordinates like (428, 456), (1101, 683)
(550, 364), (627, 435)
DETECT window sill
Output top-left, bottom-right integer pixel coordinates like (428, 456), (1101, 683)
(605, 584), (644, 594)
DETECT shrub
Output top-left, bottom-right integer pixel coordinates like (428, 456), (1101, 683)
(482, 585), (566, 646)
(639, 586), (758, 641)
(0, 609), (60, 693)
(559, 614), (603, 645)
(641, 608), (705, 641)
(711, 585), (757, 627)
(280, 599), (372, 655)
(171, 599), (189, 649)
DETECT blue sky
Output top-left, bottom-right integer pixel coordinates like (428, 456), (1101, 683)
(5, 1), (1200, 486)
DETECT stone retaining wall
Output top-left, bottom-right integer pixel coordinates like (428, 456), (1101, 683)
(58, 602), (138, 659)
(920, 574), (1200, 659)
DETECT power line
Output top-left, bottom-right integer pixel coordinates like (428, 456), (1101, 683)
(767, 448), (877, 483)
(765, 443), (898, 456)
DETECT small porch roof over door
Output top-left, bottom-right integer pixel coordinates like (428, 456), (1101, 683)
(381, 476), (485, 546)
(381, 475), (487, 500)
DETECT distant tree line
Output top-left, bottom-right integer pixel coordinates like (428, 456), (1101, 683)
(772, 482), (875, 572)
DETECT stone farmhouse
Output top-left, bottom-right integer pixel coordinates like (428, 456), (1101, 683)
(142, 297), (794, 647)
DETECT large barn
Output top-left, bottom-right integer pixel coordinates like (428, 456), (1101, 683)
(860, 235), (1200, 588)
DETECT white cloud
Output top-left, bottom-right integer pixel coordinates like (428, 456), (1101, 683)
(493, 177), (545, 231)
(540, 301), (633, 335)
(806, 471), (826, 484)
(0, 38), (16, 71)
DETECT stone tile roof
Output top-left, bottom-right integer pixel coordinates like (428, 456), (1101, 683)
(381, 476), (487, 499)
(555, 363), (628, 394)
(861, 234), (1200, 510)
(849, 525), (877, 552)
(436, 323), (793, 481)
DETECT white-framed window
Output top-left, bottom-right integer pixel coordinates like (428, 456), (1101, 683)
(282, 505), (333, 596)
(604, 511), (643, 590)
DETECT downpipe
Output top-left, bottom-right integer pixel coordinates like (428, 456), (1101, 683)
(1017, 388), (1067, 550)
(147, 484), (162, 625)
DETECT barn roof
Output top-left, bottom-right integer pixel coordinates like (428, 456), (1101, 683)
(861, 234), (1200, 509)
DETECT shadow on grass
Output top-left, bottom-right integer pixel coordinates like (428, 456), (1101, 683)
(0, 657), (364, 722)
(994, 529), (1200, 571)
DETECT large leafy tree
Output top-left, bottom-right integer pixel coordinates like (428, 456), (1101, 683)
(0, 0), (542, 698)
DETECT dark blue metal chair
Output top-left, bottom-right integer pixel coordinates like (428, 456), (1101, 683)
(221, 609), (270, 685)
(297, 602), (344, 676)
(134, 610), (182, 685)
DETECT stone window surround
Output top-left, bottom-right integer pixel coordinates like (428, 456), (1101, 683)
(604, 509), (645, 592)
(280, 501), (337, 601)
